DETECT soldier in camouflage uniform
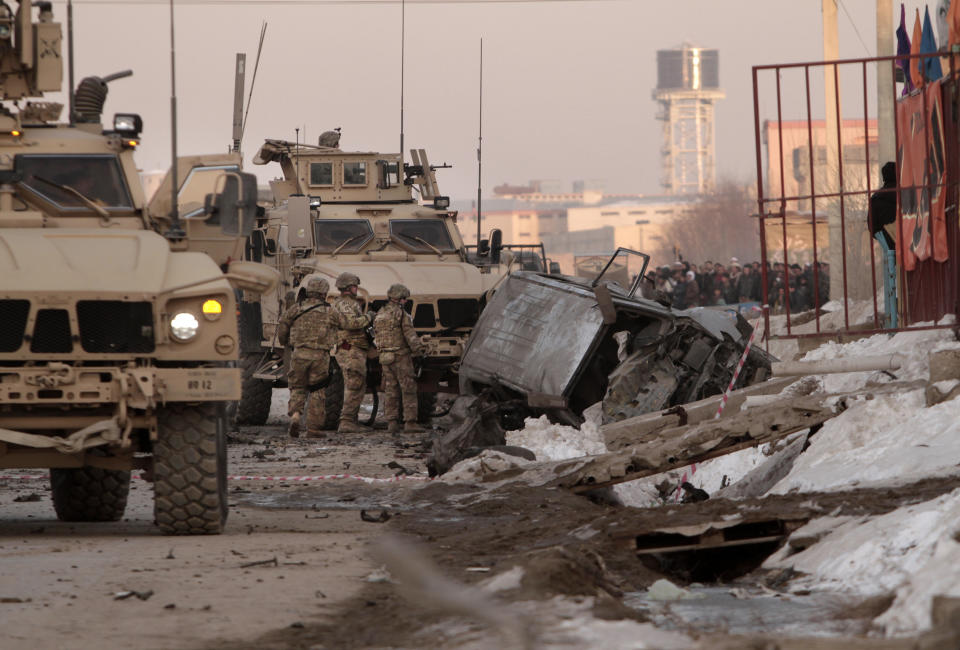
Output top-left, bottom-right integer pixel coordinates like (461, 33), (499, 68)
(373, 283), (426, 434)
(276, 276), (337, 438)
(332, 272), (374, 434)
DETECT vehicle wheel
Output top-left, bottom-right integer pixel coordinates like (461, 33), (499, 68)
(417, 392), (438, 424)
(236, 353), (272, 426)
(50, 461), (130, 522)
(323, 370), (344, 430)
(154, 403), (228, 535)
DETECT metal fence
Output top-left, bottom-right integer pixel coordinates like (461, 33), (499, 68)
(752, 51), (959, 341)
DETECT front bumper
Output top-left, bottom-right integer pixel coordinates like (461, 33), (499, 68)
(0, 364), (241, 407)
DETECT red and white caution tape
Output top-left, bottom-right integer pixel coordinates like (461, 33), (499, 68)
(674, 319), (764, 502)
(1, 473), (430, 484)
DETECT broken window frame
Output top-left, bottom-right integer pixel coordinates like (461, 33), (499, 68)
(590, 247), (650, 298)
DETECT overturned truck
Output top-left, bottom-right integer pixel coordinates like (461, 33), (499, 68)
(431, 250), (774, 474)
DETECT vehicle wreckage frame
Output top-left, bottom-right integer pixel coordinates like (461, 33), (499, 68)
(433, 248), (774, 473)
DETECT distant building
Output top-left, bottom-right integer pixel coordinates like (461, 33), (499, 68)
(763, 119), (879, 212)
(455, 185), (697, 275)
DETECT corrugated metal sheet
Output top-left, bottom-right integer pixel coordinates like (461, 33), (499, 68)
(459, 273), (606, 399)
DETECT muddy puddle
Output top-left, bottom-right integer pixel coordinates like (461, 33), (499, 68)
(625, 585), (873, 637)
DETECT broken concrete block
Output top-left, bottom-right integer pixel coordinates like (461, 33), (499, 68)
(925, 379), (960, 407)
(928, 348), (960, 384)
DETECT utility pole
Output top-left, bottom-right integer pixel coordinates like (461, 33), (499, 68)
(877, 0), (895, 165)
(822, 0), (843, 300)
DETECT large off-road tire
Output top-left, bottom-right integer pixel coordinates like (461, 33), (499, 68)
(323, 370), (344, 430)
(154, 403), (228, 535)
(236, 353), (272, 426)
(50, 462), (130, 522)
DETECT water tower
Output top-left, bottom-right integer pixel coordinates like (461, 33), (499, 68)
(653, 44), (725, 195)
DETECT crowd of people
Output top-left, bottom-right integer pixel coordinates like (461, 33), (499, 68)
(650, 257), (831, 313)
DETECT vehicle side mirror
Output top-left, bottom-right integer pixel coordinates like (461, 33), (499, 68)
(489, 228), (503, 264)
(226, 260), (280, 294)
(209, 171), (258, 237)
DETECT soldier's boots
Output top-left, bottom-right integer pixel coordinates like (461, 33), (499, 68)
(337, 419), (372, 434)
(403, 421), (427, 434)
(288, 412), (302, 438)
(387, 420), (401, 435)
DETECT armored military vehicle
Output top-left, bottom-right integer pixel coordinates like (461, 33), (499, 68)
(0, 1), (275, 534)
(237, 137), (509, 427)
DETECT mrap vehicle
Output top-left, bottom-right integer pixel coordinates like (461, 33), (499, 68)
(0, 1), (276, 534)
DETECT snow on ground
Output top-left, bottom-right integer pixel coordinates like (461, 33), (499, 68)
(771, 389), (960, 493)
(506, 415), (606, 461)
(502, 307), (960, 636)
(267, 388), (289, 425)
(763, 488), (960, 635)
(799, 324), (959, 393)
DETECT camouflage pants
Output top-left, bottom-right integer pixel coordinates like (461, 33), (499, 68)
(287, 352), (328, 433)
(381, 352), (418, 423)
(335, 346), (367, 423)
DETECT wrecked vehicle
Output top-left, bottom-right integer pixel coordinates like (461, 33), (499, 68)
(430, 249), (774, 475)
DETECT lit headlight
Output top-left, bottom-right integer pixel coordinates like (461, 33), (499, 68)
(201, 299), (223, 321)
(170, 312), (199, 341)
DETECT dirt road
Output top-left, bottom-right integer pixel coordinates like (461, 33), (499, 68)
(4, 419), (960, 649)
(0, 424), (426, 650)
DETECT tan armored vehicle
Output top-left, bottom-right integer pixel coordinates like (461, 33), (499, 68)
(237, 135), (509, 426)
(0, 2), (274, 534)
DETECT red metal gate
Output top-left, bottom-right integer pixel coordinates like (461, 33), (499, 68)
(753, 52), (959, 340)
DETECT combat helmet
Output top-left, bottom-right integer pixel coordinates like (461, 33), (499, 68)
(335, 272), (360, 291)
(387, 283), (410, 300)
(305, 276), (329, 297)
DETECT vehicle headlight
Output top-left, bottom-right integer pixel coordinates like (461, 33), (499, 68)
(201, 298), (223, 321)
(170, 312), (199, 341)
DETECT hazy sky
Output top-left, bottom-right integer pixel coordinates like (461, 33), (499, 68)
(46, 0), (937, 199)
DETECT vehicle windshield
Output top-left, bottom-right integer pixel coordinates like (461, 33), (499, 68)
(314, 219), (373, 253)
(389, 219), (455, 252)
(15, 154), (133, 211)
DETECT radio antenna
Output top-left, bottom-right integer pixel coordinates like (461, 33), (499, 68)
(476, 38), (483, 250)
(399, 0), (405, 163)
(67, 0), (75, 125)
(240, 21), (267, 146)
(166, 0), (183, 239)
(231, 53), (245, 152)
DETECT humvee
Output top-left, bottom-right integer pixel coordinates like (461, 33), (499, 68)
(0, 1), (275, 534)
(236, 137), (510, 427)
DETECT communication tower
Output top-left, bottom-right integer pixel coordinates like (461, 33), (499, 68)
(653, 44), (725, 195)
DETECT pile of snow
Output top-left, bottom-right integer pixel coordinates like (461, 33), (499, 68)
(800, 325), (959, 394)
(764, 488), (960, 635)
(506, 415), (606, 461)
(771, 389), (960, 493)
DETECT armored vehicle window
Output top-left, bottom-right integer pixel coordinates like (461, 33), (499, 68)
(180, 164), (240, 219)
(390, 219), (455, 252)
(310, 162), (333, 186)
(15, 154), (133, 211)
(343, 162), (367, 186)
(314, 219), (373, 253)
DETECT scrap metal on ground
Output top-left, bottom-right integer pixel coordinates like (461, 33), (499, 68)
(430, 249), (775, 475)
